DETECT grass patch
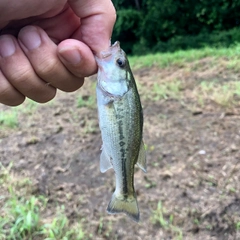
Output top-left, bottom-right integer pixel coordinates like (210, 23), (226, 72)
(226, 57), (240, 72)
(142, 79), (182, 101)
(133, 44), (240, 108)
(0, 164), (86, 240)
(195, 81), (240, 107)
(18, 100), (39, 114)
(152, 80), (182, 101)
(0, 99), (40, 129)
(77, 95), (95, 108)
(129, 43), (240, 69)
(0, 110), (18, 128)
(151, 201), (183, 240)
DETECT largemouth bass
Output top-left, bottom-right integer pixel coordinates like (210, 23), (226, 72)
(95, 41), (146, 222)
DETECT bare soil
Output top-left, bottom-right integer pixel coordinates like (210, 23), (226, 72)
(1, 59), (240, 239)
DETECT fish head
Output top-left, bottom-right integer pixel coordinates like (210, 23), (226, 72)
(96, 41), (132, 98)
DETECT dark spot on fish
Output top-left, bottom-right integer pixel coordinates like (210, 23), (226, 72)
(117, 107), (124, 113)
(117, 118), (125, 141)
(118, 114), (124, 120)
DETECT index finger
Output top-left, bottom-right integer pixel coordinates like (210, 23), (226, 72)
(68, 0), (116, 54)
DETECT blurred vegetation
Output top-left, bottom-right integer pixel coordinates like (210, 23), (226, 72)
(111, 0), (240, 54)
(0, 164), (86, 240)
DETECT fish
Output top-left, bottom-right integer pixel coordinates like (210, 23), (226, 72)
(95, 41), (146, 222)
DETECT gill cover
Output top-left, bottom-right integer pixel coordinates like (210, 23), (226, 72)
(95, 41), (130, 98)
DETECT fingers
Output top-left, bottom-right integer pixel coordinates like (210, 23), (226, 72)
(0, 25), (96, 106)
(0, 0), (116, 107)
(69, 0), (116, 53)
(0, 70), (25, 106)
(18, 25), (84, 92)
(58, 39), (97, 77)
(0, 34), (56, 104)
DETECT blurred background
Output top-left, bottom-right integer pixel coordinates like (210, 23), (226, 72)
(112, 0), (240, 54)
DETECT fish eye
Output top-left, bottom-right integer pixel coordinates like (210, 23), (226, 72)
(116, 58), (125, 68)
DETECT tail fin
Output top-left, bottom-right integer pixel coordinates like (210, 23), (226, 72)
(107, 193), (140, 222)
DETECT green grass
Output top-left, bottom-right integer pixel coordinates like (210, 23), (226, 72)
(151, 201), (183, 240)
(129, 43), (240, 69)
(226, 58), (240, 72)
(0, 110), (18, 128)
(0, 163), (86, 240)
(130, 43), (240, 108)
(77, 95), (95, 108)
(0, 99), (39, 129)
(18, 99), (39, 114)
(195, 81), (240, 107)
(236, 222), (240, 230)
(151, 80), (182, 101)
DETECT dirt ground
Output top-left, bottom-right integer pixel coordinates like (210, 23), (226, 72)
(1, 59), (240, 239)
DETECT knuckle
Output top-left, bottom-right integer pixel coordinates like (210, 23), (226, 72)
(8, 67), (33, 85)
(37, 59), (59, 78)
(0, 84), (10, 97)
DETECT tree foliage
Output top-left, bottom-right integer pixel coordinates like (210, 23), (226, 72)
(111, 0), (240, 54)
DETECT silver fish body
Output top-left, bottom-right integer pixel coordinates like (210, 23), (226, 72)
(96, 41), (146, 222)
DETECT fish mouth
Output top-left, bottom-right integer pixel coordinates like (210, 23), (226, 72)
(95, 41), (121, 62)
(101, 41), (120, 58)
(95, 41), (122, 73)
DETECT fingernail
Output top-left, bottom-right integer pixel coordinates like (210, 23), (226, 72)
(59, 48), (81, 65)
(18, 26), (41, 50)
(0, 36), (16, 57)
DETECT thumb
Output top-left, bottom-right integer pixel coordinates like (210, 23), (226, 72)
(68, 0), (116, 53)
(58, 39), (97, 78)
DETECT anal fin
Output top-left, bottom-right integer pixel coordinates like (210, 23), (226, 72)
(100, 146), (113, 173)
(136, 140), (147, 173)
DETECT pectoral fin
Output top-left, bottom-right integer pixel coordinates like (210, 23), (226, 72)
(136, 140), (147, 173)
(100, 146), (113, 173)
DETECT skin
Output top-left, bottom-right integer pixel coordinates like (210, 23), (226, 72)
(0, 0), (116, 106)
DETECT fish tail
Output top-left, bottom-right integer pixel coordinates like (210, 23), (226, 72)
(107, 192), (139, 222)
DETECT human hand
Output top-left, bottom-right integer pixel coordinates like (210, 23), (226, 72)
(0, 0), (116, 106)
